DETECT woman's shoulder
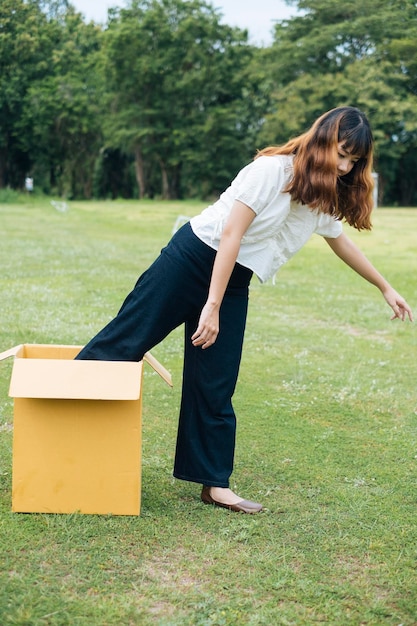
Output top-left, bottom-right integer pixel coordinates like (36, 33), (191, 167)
(237, 153), (293, 183)
(252, 153), (293, 168)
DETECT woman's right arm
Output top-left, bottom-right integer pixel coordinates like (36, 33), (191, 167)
(191, 200), (256, 349)
(325, 232), (413, 321)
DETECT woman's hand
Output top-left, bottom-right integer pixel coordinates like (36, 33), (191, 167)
(382, 287), (414, 322)
(191, 301), (220, 349)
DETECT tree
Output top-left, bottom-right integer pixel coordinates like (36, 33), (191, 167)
(22, 6), (104, 197)
(0, 0), (52, 188)
(101, 0), (257, 199)
(257, 0), (417, 204)
(2, 0), (416, 204)
(0, 0), (104, 197)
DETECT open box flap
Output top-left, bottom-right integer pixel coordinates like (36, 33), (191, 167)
(9, 358), (144, 400)
(144, 351), (172, 387)
(0, 345), (23, 361)
(2, 344), (172, 399)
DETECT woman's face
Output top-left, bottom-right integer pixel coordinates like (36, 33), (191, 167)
(337, 142), (360, 176)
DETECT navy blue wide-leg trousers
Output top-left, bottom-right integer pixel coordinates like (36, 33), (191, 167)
(76, 223), (252, 487)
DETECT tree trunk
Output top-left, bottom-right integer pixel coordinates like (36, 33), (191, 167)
(134, 146), (146, 198)
(161, 164), (170, 199)
(0, 148), (7, 188)
(169, 163), (181, 199)
(159, 159), (181, 199)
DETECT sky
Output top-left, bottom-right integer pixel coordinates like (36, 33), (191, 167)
(70, 0), (298, 46)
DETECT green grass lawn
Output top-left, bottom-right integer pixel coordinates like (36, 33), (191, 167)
(0, 198), (416, 625)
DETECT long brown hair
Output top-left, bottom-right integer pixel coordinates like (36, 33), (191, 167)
(256, 107), (374, 230)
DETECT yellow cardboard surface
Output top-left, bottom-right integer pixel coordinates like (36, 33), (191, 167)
(0, 344), (172, 391)
(1, 344), (171, 515)
(9, 358), (144, 400)
(12, 396), (142, 515)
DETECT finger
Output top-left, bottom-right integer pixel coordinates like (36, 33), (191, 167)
(201, 337), (216, 349)
(398, 302), (410, 321)
(192, 331), (210, 345)
(404, 304), (414, 322)
(192, 337), (210, 348)
(191, 327), (208, 343)
(390, 307), (400, 320)
(192, 330), (218, 348)
(191, 327), (202, 341)
(391, 305), (406, 321)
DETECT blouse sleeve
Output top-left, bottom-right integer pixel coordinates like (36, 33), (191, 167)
(233, 156), (287, 214)
(315, 213), (343, 238)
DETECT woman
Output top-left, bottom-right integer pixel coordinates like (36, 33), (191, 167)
(76, 106), (413, 514)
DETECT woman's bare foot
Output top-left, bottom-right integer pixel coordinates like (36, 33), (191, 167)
(201, 486), (263, 513)
(209, 487), (243, 505)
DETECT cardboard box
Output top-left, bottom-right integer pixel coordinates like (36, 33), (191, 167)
(0, 344), (172, 516)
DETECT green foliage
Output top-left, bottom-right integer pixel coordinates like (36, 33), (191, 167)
(259, 0), (417, 205)
(0, 0), (104, 197)
(0, 0), (50, 187)
(22, 7), (104, 198)
(0, 200), (416, 624)
(101, 0), (258, 199)
(0, 0), (417, 203)
(0, 187), (22, 203)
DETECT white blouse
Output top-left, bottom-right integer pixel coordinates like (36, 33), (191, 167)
(190, 154), (343, 283)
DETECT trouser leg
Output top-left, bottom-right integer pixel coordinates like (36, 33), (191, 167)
(75, 224), (212, 362)
(173, 284), (249, 487)
(76, 223), (252, 488)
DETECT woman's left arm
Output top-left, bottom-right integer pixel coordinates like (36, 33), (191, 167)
(325, 232), (413, 321)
